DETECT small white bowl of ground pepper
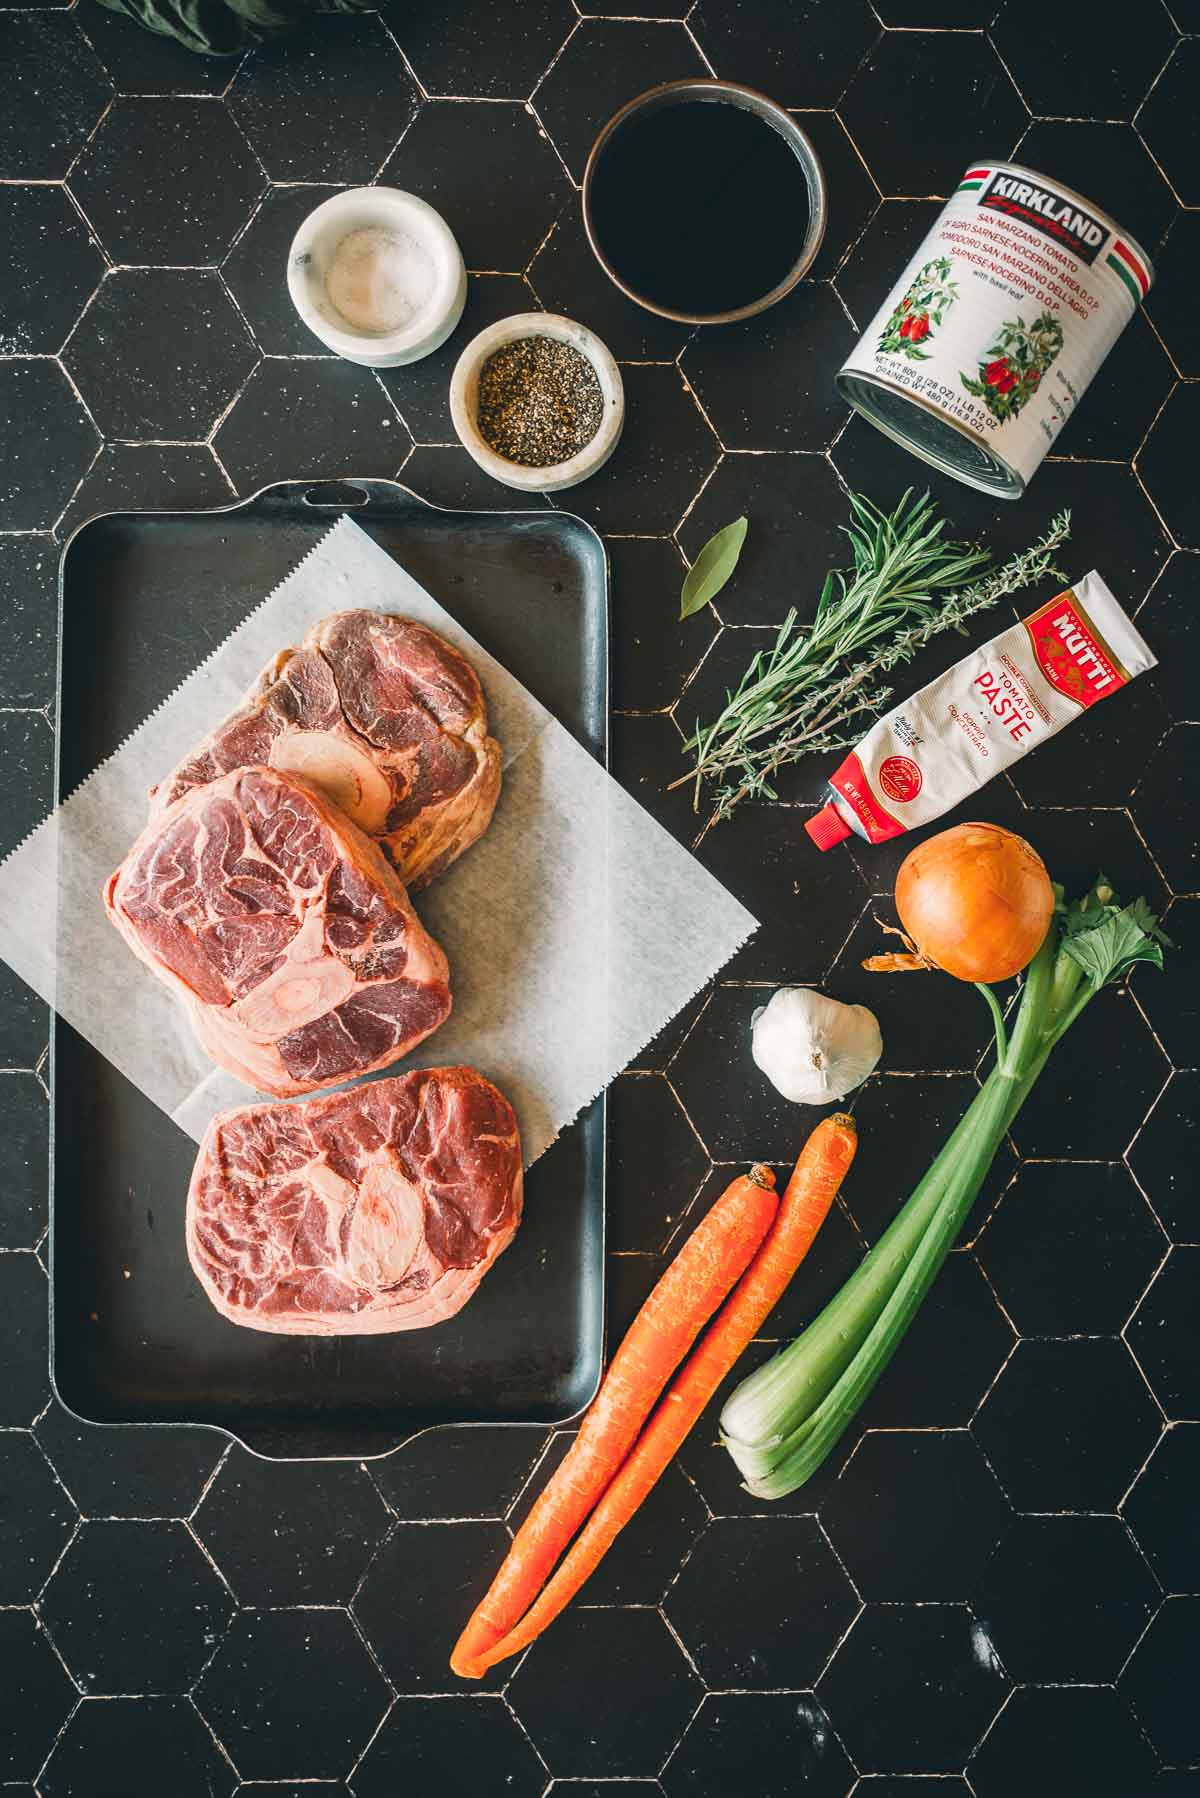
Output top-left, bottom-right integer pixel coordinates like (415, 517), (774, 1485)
(449, 312), (624, 492)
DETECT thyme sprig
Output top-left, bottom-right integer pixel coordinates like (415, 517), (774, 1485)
(675, 492), (1071, 842)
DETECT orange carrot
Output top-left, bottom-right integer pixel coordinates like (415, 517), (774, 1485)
(450, 1164), (779, 1679)
(462, 1114), (857, 1675)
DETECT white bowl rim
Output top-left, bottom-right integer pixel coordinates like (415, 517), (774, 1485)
(448, 311), (625, 492)
(286, 186), (465, 359)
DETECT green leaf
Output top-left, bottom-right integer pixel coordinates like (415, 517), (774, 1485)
(1061, 893), (1171, 990)
(680, 516), (748, 619)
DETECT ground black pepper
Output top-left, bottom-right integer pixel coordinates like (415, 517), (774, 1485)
(476, 335), (605, 468)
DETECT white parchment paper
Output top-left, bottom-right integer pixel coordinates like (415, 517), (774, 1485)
(0, 517), (756, 1163)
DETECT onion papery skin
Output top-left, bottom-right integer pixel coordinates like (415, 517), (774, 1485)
(895, 822), (1054, 984)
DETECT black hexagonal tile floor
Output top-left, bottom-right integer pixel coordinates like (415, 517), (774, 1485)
(677, 453), (848, 629)
(1058, 312), (1176, 463)
(1010, 988), (1169, 1161)
(1127, 1247), (1200, 1420)
(1137, 39), (1200, 208)
(353, 1694), (546, 1798)
(666, 1516), (859, 1687)
(196, 1608), (389, 1782)
(69, 97), (264, 266)
(385, 0), (573, 99)
(1123, 1596), (1200, 1764)
(534, 20), (706, 184)
(1, 185), (104, 356)
(555, 363), (718, 536)
(609, 536), (712, 713)
(193, 1449), (392, 1605)
(1134, 724), (1200, 897)
(1141, 385), (1200, 552)
(682, 285), (855, 450)
(369, 1424), (547, 1521)
(222, 184), (342, 355)
(1015, 119), (1177, 254)
(354, 1519), (510, 1692)
(0, 957), (49, 1071)
(1007, 661), (1169, 808)
(508, 1607), (702, 1778)
(670, 983), (814, 1161)
(0, 1250), (50, 1426)
(841, 34), (1026, 201)
(213, 360), (407, 493)
(832, 416), (1172, 610)
(974, 1336), (1162, 1511)
(379, 274), (540, 444)
(690, 0), (879, 109)
(0, 711), (54, 863)
(841, 1075), (1017, 1249)
(610, 711), (698, 847)
(0, 1609), (75, 1783)
(0, 1431), (75, 1603)
(1137, 1075), (1198, 1249)
(0, 534), (57, 709)
(818, 1604), (1008, 1774)
(1148, 211), (1200, 378)
(976, 1160), (1166, 1334)
(662, 1693), (855, 1798)
(56, 442), (233, 543)
(228, 14), (418, 183)
(1133, 558), (1199, 732)
(400, 444), (552, 514)
(833, 912), (1012, 1077)
(63, 269), (257, 442)
(0, 14), (111, 180)
(0, 1071), (48, 1249)
(608, 1073), (708, 1253)
(849, 1783), (968, 1798)
(1124, 1423), (1200, 1591)
(583, 1462), (707, 1605)
(834, 198), (943, 335)
(1133, 897), (1197, 1078)
(75, 0), (233, 94)
(1019, 805), (1169, 919)
(973, 1514), (1159, 1683)
(993, 0), (1176, 121)
(529, 208), (691, 364)
(795, 111), (878, 283)
(382, 101), (569, 273)
(40, 1519), (232, 1695)
(696, 806), (869, 983)
(860, 1254), (1016, 1431)
(34, 1403), (222, 1520)
(39, 1696), (235, 1798)
(823, 1432), (1009, 1602)
(0, 359), (99, 533)
(969, 1686), (1156, 1798)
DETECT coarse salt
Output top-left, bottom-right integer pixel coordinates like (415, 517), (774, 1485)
(325, 226), (436, 337)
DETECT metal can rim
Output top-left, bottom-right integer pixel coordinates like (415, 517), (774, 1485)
(835, 369), (1026, 500)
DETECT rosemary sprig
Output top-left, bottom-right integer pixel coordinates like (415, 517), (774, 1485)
(675, 493), (1071, 842)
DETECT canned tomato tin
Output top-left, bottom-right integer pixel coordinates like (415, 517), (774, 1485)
(836, 161), (1154, 499)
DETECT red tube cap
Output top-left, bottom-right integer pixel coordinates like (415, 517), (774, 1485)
(805, 803), (853, 851)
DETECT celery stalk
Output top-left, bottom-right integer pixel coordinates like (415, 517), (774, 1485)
(720, 878), (1170, 1498)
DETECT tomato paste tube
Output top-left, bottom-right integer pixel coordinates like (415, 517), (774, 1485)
(805, 572), (1156, 851)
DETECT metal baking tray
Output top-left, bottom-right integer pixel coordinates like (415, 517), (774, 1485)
(50, 479), (608, 1459)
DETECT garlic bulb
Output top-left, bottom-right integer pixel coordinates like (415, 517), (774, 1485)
(751, 988), (882, 1105)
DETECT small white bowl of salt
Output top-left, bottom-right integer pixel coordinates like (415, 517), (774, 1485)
(287, 187), (467, 368)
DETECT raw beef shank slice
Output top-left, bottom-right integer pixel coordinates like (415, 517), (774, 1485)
(186, 1067), (523, 1334)
(149, 610), (502, 890)
(105, 765), (451, 1097)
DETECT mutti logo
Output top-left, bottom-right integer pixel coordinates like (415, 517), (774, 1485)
(980, 173), (1108, 266)
(1025, 593), (1126, 710)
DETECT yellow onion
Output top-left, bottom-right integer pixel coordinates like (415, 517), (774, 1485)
(894, 822), (1054, 983)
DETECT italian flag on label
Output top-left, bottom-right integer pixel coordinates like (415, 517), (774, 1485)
(1106, 238), (1150, 307)
(955, 167), (991, 192)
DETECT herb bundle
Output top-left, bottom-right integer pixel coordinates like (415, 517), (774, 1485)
(676, 491), (1071, 841)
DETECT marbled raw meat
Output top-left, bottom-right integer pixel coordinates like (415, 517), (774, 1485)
(149, 610), (502, 890)
(105, 765), (451, 1097)
(186, 1066), (523, 1334)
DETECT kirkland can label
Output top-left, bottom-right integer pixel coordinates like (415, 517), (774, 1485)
(836, 162), (1154, 497)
